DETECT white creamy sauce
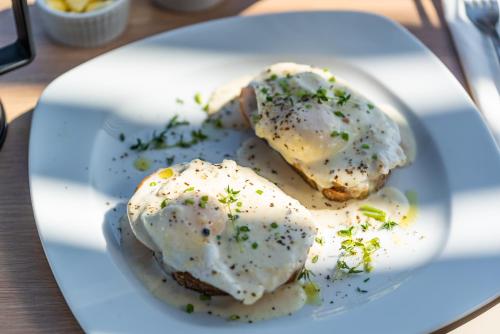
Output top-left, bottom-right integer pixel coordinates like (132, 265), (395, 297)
(237, 137), (410, 229)
(118, 215), (307, 322)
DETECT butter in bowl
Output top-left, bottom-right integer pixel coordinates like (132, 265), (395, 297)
(36, 0), (130, 48)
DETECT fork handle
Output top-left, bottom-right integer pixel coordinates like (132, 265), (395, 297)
(491, 29), (500, 65)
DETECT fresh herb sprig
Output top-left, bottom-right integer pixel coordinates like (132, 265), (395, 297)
(130, 115), (193, 152)
(218, 186), (241, 227)
(297, 268), (315, 282)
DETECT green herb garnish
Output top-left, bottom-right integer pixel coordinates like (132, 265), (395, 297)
(184, 199), (195, 206)
(297, 268), (315, 281)
(315, 236), (324, 245)
(184, 186), (194, 193)
(199, 195), (209, 208)
(194, 92), (203, 105)
(166, 155), (175, 166)
(381, 221), (398, 230)
(166, 115), (190, 130)
(334, 89), (351, 106)
(359, 205), (386, 222)
(185, 304), (194, 313)
(160, 198), (169, 209)
(199, 294), (211, 301)
(357, 287), (368, 293)
(311, 255), (319, 263)
(337, 226), (355, 238)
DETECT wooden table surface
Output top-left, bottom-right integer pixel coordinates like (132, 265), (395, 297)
(0, 0), (498, 332)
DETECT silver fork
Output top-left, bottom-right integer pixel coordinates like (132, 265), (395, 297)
(465, 0), (500, 63)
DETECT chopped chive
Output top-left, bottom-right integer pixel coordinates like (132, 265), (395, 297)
(239, 226), (250, 232)
(363, 277), (370, 283)
(372, 154), (378, 160)
(315, 237), (324, 245)
(328, 76), (336, 83)
(185, 304), (194, 313)
(199, 294), (211, 301)
(166, 155), (175, 166)
(357, 287), (368, 293)
(311, 255), (319, 263)
(184, 199), (195, 206)
(334, 111), (345, 118)
(228, 314), (240, 321)
(359, 205), (385, 215)
(194, 92), (203, 105)
(149, 181), (157, 186)
(251, 242), (258, 249)
(184, 186), (195, 193)
(256, 189), (263, 195)
(381, 221), (398, 230)
(362, 212), (386, 222)
(331, 130), (339, 138)
(367, 103), (374, 109)
(252, 114), (262, 124)
(361, 144), (370, 149)
(160, 198), (169, 209)
(270, 222), (278, 229)
(341, 132), (349, 141)
(337, 226), (355, 237)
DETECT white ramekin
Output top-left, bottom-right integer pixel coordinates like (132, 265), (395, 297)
(35, 0), (130, 48)
(152, 0), (222, 11)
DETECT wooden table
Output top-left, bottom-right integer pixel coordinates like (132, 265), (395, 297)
(0, 0), (498, 332)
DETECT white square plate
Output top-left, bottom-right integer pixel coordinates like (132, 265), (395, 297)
(29, 11), (500, 333)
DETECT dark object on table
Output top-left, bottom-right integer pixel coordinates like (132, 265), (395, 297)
(0, 0), (35, 149)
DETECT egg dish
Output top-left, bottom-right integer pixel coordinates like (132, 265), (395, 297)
(127, 159), (317, 305)
(240, 63), (407, 201)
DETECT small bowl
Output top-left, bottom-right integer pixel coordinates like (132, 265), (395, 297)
(152, 0), (222, 11)
(36, 0), (130, 48)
